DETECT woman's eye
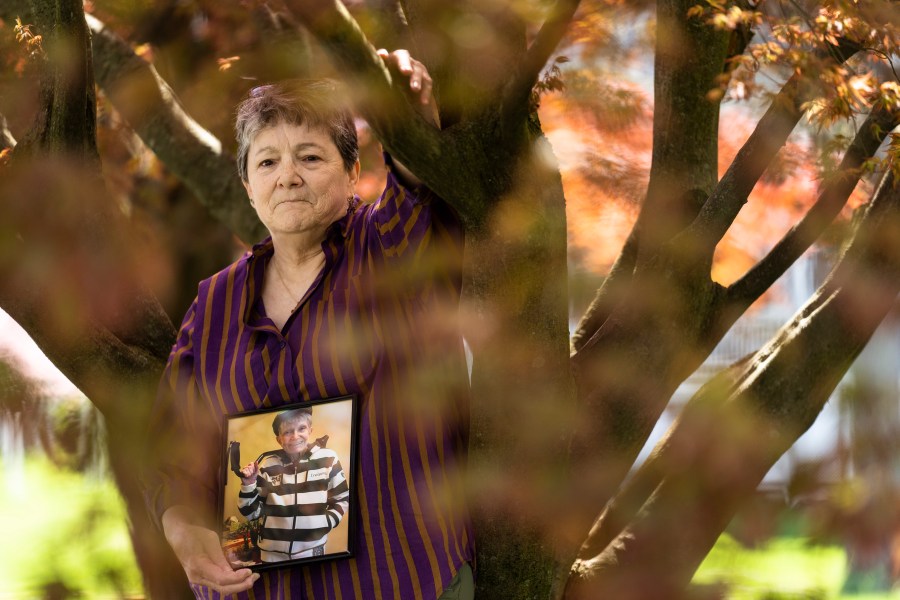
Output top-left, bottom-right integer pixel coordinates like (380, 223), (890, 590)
(259, 159), (275, 168)
(302, 155), (321, 163)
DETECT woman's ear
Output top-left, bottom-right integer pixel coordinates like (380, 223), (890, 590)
(243, 179), (254, 205)
(349, 159), (361, 189)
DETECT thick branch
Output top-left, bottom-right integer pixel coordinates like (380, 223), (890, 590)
(0, 288), (171, 420)
(86, 15), (266, 245)
(571, 0), (741, 352)
(17, 0), (97, 162)
(570, 228), (639, 352)
(500, 0), (581, 121)
(286, 0), (489, 224)
(727, 106), (900, 308)
(572, 355), (751, 561)
(566, 167), (900, 599)
(680, 41), (859, 261)
(284, 1), (436, 147)
(566, 260), (729, 554)
(636, 0), (732, 264)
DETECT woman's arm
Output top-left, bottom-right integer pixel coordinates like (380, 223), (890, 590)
(376, 49), (439, 189)
(145, 298), (257, 593)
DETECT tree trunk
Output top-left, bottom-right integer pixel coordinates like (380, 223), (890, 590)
(465, 131), (576, 598)
(640, 0), (730, 257)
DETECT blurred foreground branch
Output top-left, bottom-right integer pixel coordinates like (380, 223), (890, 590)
(0, 1), (190, 596)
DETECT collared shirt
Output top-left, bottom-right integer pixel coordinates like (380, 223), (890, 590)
(146, 167), (473, 599)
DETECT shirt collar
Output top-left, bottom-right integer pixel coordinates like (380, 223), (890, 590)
(335, 195), (359, 239)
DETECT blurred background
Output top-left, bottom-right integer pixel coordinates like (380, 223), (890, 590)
(1, 0), (900, 598)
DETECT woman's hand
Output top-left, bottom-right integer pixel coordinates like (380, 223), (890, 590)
(375, 49), (438, 187)
(377, 49), (440, 132)
(162, 506), (259, 594)
(377, 48), (434, 107)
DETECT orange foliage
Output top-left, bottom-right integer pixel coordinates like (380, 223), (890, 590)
(713, 109), (872, 286)
(540, 87), (870, 287)
(540, 86), (646, 274)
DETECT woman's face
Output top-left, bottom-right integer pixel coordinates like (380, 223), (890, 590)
(276, 417), (312, 457)
(243, 121), (359, 240)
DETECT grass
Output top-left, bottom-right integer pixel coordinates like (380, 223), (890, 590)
(1, 454), (899, 599)
(695, 533), (900, 600)
(0, 455), (142, 599)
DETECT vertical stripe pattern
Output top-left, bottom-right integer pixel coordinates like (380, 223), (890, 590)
(146, 166), (473, 600)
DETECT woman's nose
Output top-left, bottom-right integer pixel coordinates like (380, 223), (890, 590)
(278, 159), (302, 187)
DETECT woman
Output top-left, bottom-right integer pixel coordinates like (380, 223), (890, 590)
(146, 51), (474, 599)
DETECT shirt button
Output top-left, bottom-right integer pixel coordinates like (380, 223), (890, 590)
(279, 341), (286, 349)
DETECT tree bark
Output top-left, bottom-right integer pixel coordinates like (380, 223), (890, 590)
(638, 0), (731, 259)
(465, 133), (576, 598)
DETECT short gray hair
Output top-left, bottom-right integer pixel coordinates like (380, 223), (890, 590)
(272, 407), (313, 436)
(235, 79), (359, 182)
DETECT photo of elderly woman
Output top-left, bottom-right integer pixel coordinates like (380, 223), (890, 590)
(219, 397), (356, 570)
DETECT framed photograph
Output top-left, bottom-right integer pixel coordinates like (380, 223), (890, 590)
(218, 395), (358, 571)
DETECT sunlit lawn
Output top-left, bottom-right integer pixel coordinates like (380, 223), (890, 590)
(695, 533), (900, 600)
(0, 455), (142, 599)
(2, 455), (900, 599)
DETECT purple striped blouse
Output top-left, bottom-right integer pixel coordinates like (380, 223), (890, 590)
(147, 166), (474, 599)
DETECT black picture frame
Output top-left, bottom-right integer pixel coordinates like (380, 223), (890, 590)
(218, 395), (358, 572)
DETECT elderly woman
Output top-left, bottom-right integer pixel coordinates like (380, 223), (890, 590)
(145, 51), (474, 599)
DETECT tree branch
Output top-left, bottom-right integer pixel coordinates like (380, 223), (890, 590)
(634, 0), (733, 267)
(572, 0), (743, 352)
(566, 166), (900, 599)
(570, 228), (639, 352)
(16, 0), (97, 162)
(500, 0), (581, 121)
(727, 106), (900, 308)
(0, 286), (171, 419)
(572, 355), (750, 563)
(284, 1), (435, 145)
(679, 40), (859, 262)
(285, 0), (489, 225)
(86, 15), (267, 245)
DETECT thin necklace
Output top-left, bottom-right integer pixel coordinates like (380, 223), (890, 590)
(271, 253), (325, 306)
